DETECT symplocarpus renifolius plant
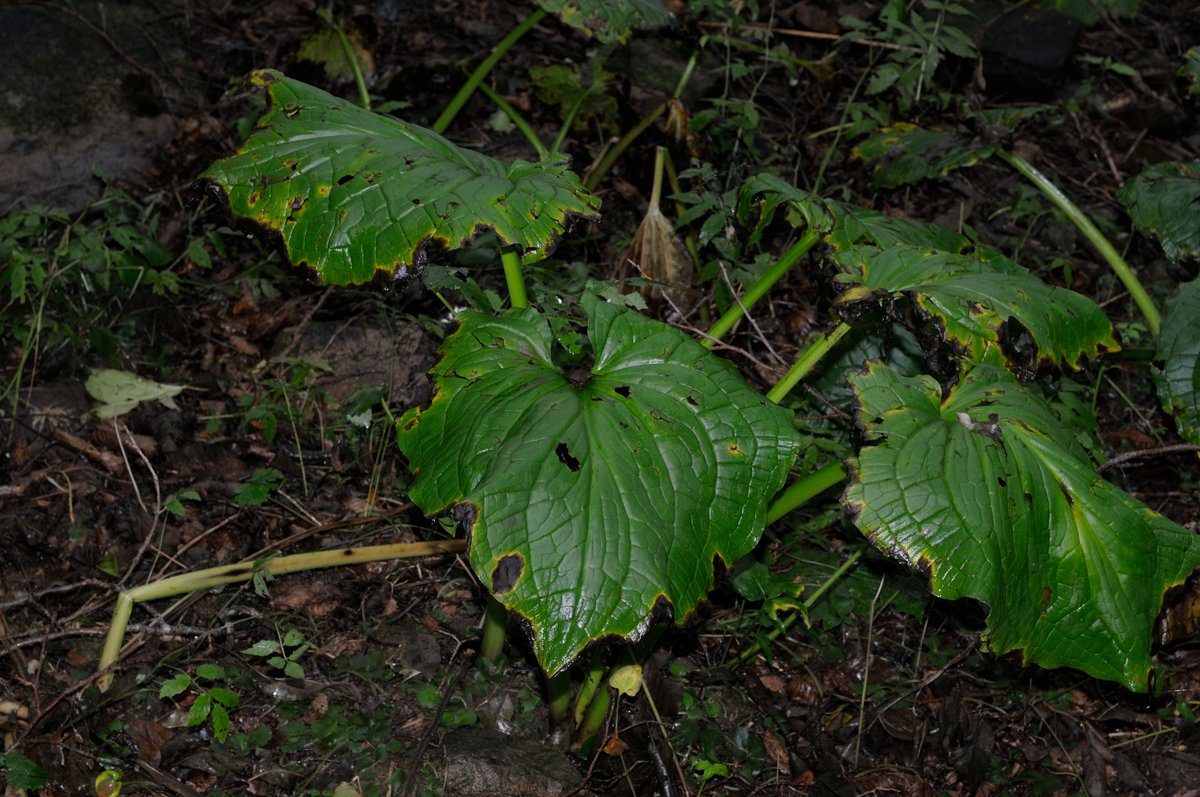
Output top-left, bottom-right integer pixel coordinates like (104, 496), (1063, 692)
(97, 63), (1200, 751)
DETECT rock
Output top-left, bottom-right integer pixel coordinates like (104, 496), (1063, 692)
(282, 318), (438, 408)
(440, 727), (583, 797)
(0, 3), (191, 213)
(979, 5), (1083, 100)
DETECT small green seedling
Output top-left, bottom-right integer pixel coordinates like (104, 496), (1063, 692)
(159, 663), (240, 742)
(243, 627), (312, 678)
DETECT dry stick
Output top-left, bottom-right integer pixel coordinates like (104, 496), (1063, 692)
(695, 20), (920, 52)
(1097, 443), (1200, 473)
(115, 420), (166, 587)
(853, 575), (887, 769)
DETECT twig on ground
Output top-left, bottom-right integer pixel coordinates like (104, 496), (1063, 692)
(1097, 444), (1200, 473)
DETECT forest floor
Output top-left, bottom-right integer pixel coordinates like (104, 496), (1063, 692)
(2, 1), (1200, 795)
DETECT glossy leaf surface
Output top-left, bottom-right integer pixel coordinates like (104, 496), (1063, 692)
(845, 361), (1200, 691)
(738, 174), (1118, 370)
(1156, 277), (1200, 444)
(397, 294), (799, 673)
(202, 70), (599, 285)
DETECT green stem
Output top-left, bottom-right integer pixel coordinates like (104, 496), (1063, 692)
(433, 9), (547, 135)
(703, 229), (820, 347)
(572, 675), (611, 749)
(734, 546), (866, 665)
(501, 247), (528, 309)
(477, 82), (548, 159)
(97, 539), (466, 691)
(572, 654), (608, 726)
(766, 461), (847, 524)
(765, 321), (853, 405)
(546, 670), (572, 726)
(335, 23), (371, 109)
(584, 102), (667, 192)
(479, 595), (510, 663)
(997, 149), (1160, 335)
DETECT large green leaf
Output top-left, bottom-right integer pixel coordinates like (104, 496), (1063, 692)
(738, 174), (1118, 370)
(1116, 161), (1200, 265)
(852, 123), (999, 190)
(845, 361), (1200, 691)
(201, 70), (599, 285)
(1156, 277), (1200, 444)
(397, 294), (799, 673)
(537, 0), (672, 43)
(851, 113), (1044, 190)
(832, 243), (1119, 370)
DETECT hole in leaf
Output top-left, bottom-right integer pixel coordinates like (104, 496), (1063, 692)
(614, 385), (631, 398)
(491, 554), (524, 595)
(556, 443), (581, 472)
(337, 174), (354, 186)
(452, 503), (478, 536)
(685, 394), (699, 406)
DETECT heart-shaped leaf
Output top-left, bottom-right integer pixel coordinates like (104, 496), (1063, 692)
(845, 361), (1200, 691)
(397, 294), (799, 673)
(1156, 277), (1200, 444)
(201, 70), (599, 285)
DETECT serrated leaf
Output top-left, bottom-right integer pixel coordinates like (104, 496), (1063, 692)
(1117, 161), (1200, 264)
(159, 673), (192, 698)
(397, 294), (799, 674)
(211, 704), (231, 741)
(202, 70), (599, 285)
(3, 752), (49, 790)
(536, 0), (671, 43)
(282, 628), (305, 647)
(188, 694), (213, 727)
(208, 687), (241, 709)
(852, 124), (999, 190)
(195, 663), (226, 681)
(738, 175), (1118, 371)
(832, 242), (1119, 370)
(1155, 277), (1200, 444)
(242, 639), (282, 657)
(844, 361), (1200, 691)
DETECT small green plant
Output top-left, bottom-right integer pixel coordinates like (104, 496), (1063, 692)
(233, 468), (285, 507)
(242, 626), (312, 678)
(840, 0), (977, 115)
(0, 188), (218, 412)
(159, 663), (241, 742)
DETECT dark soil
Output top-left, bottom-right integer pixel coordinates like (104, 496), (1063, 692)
(2, 1), (1200, 796)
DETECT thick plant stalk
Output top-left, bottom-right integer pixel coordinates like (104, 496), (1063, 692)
(433, 9), (548, 134)
(703, 229), (820, 347)
(97, 539), (466, 691)
(766, 461), (847, 523)
(500, 247), (529, 309)
(479, 595), (511, 663)
(766, 321), (853, 404)
(998, 149), (1161, 335)
(546, 670), (572, 725)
